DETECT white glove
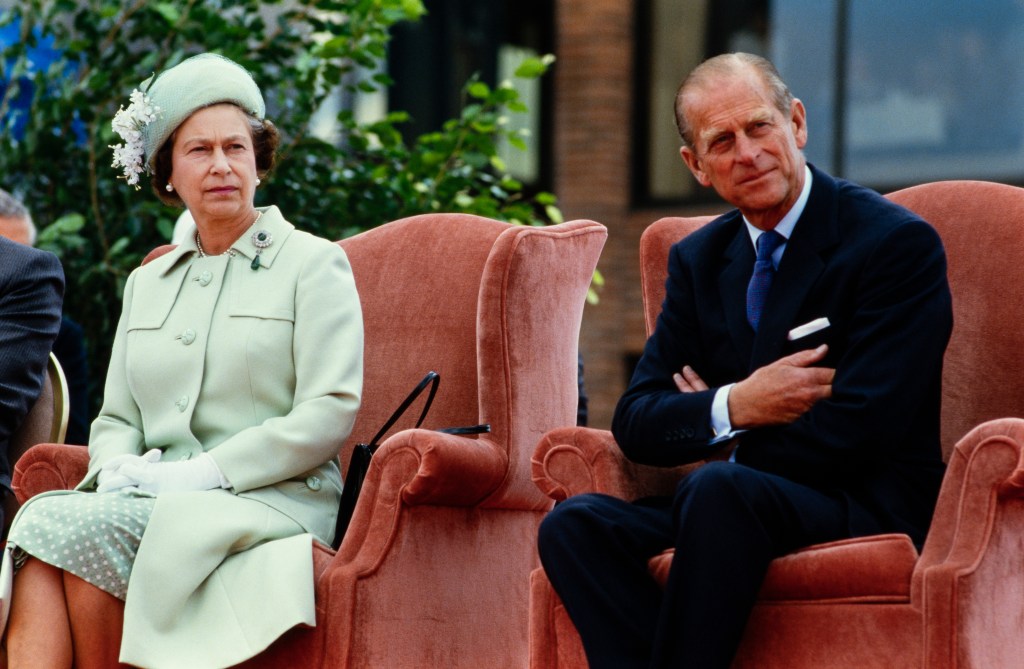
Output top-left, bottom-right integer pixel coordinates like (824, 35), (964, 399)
(96, 450), (163, 493)
(114, 452), (230, 494)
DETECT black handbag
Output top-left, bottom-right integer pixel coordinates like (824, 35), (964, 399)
(333, 371), (489, 548)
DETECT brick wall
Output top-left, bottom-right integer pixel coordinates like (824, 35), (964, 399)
(553, 0), (638, 429)
(553, 0), (726, 429)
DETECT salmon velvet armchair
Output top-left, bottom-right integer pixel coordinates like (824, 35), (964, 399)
(13, 213), (607, 668)
(530, 181), (1024, 669)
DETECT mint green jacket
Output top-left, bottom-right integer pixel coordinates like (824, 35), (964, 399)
(80, 206), (363, 668)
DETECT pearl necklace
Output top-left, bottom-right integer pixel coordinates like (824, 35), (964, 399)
(195, 232), (236, 257)
(194, 211), (263, 258)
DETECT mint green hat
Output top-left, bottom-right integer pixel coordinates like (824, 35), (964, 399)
(139, 53), (265, 169)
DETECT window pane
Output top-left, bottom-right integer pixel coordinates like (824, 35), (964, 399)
(639, 0), (1024, 203)
(645, 0), (710, 200)
(844, 0), (1024, 187)
(768, 0), (839, 175)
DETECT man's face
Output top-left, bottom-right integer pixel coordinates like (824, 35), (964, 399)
(679, 67), (808, 231)
(0, 215), (32, 245)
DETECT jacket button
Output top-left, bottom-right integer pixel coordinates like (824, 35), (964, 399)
(305, 476), (322, 491)
(175, 395), (189, 412)
(198, 271), (213, 286)
(178, 329), (196, 345)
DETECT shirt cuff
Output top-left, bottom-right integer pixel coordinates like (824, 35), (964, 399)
(711, 384), (747, 462)
(710, 383), (736, 444)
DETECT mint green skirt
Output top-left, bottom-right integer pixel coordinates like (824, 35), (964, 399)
(7, 490), (156, 600)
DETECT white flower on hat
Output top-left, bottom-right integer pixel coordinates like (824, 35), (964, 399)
(110, 89), (161, 188)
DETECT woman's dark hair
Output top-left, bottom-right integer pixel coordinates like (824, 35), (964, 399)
(151, 104), (280, 206)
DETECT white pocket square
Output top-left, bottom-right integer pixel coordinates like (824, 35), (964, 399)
(788, 317), (830, 341)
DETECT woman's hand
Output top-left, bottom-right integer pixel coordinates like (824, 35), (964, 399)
(112, 452), (230, 494)
(96, 450), (163, 493)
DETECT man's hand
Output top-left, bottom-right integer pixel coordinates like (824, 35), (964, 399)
(728, 345), (834, 429)
(672, 365), (737, 460)
(673, 365), (709, 393)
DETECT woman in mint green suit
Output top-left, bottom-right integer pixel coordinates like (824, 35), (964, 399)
(2, 53), (363, 669)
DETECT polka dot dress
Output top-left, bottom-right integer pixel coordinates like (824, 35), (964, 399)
(8, 491), (156, 600)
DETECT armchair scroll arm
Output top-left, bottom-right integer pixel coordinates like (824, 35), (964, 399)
(12, 442), (89, 504)
(531, 426), (699, 502)
(383, 428), (508, 507)
(15, 430), (506, 509)
(338, 426), (508, 551)
(913, 418), (1024, 601)
(911, 418), (1024, 664)
(333, 427), (507, 569)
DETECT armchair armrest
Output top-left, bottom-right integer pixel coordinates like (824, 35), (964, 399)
(336, 428), (508, 558)
(13, 430), (506, 510)
(383, 429), (508, 507)
(915, 418), (1024, 582)
(531, 426), (700, 502)
(12, 442), (89, 504)
(910, 418), (1024, 665)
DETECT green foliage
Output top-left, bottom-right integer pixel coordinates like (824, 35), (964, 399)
(0, 0), (561, 411)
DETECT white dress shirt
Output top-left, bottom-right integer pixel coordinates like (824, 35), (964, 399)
(709, 165), (813, 452)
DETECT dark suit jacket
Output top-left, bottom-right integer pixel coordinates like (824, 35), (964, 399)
(612, 165), (953, 545)
(0, 236), (64, 492)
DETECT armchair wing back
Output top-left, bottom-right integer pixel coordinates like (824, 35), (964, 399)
(5, 353), (68, 537)
(887, 180), (1024, 455)
(530, 181), (1024, 668)
(9, 353), (68, 462)
(339, 214), (601, 511)
(13, 214), (606, 669)
(638, 215), (714, 335)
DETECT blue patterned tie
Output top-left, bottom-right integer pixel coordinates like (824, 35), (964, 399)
(746, 230), (785, 331)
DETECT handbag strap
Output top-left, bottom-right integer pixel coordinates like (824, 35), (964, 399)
(437, 423), (491, 436)
(368, 371), (440, 449)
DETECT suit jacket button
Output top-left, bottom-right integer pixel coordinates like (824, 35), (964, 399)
(198, 271), (213, 286)
(305, 476), (322, 491)
(175, 395), (189, 412)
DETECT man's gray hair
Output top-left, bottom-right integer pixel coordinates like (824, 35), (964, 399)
(0, 188), (37, 245)
(674, 52), (794, 149)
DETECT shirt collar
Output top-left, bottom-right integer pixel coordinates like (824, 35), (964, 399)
(743, 164), (813, 246)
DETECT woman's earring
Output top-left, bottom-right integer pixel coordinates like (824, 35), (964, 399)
(165, 183), (174, 192)
(255, 177), (261, 186)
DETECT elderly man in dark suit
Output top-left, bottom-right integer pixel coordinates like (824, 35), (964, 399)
(0, 189), (89, 446)
(538, 53), (952, 669)
(0, 193), (63, 531)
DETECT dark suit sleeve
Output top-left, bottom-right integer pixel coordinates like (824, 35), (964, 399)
(737, 219), (951, 486)
(612, 241), (725, 466)
(0, 245), (64, 485)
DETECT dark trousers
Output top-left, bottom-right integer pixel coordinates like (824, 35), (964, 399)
(538, 462), (870, 669)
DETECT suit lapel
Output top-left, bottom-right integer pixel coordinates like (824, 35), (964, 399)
(749, 166), (841, 370)
(719, 214), (756, 363)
